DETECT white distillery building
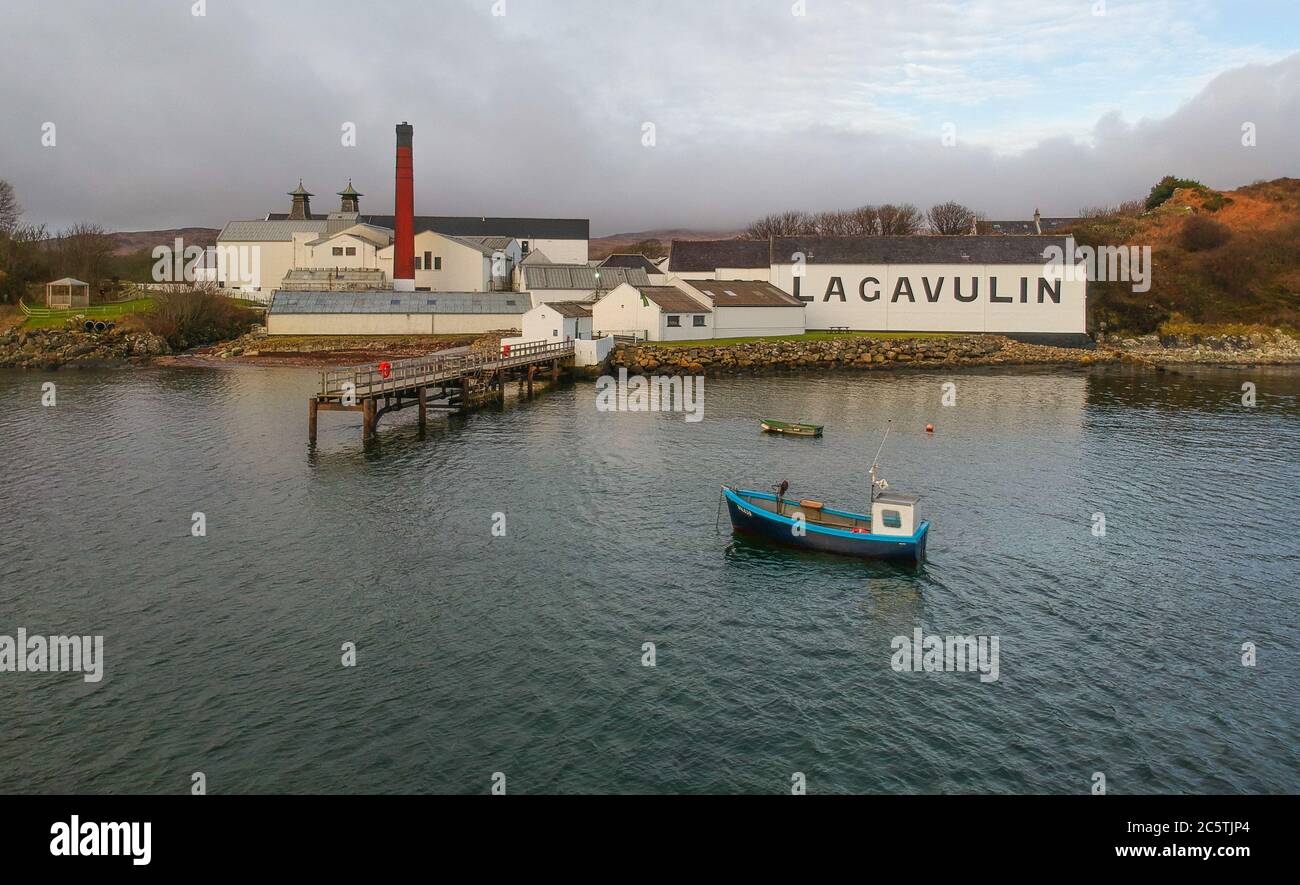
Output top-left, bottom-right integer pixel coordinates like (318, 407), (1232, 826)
(667, 240), (771, 282)
(592, 283), (714, 341)
(267, 290), (529, 336)
(521, 301), (594, 342)
(678, 280), (805, 338)
(669, 236), (1088, 339)
(215, 185), (589, 294)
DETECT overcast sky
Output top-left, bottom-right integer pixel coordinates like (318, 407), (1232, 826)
(1, 0), (1297, 235)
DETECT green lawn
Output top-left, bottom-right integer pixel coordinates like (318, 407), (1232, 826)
(649, 330), (961, 348)
(21, 297), (155, 329)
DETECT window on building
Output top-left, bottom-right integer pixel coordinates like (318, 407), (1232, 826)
(414, 257), (422, 270)
(693, 316), (706, 327)
(390, 299), (401, 306)
(332, 247), (344, 256)
(345, 247), (356, 256)
(434, 257), (442, 270)
(424, 251), (432, 269)
(882, 510), (903, 529)
(553, 329), (559, 337)
(522, 241), (530, 253)
(666, 316), (681, 327)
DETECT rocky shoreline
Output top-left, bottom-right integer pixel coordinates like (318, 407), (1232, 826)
(609, 335), (1119, 376)
(0, 327), (171, 370)
(3, 325), (1298, 373)
(1109, 330), (1300, 365)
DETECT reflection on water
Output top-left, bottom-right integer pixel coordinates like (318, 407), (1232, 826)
(0, 364), (1296, 794)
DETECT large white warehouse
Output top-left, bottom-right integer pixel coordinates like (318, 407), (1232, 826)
(670, 236), (1088, 339)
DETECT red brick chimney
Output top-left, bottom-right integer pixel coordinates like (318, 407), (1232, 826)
(393, 122), (415, 292)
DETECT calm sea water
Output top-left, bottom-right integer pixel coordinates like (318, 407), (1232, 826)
(0, 363), (1296, 794)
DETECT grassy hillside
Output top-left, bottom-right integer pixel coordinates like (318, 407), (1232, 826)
(1074, 178), (1300, 334)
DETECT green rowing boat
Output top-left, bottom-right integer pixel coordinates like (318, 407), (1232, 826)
(761, 419), (824, 437)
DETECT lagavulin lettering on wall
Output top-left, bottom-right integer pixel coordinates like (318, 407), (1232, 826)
(781, 267), (1087, 334)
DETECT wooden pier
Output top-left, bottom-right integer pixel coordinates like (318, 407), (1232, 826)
(309, 339), (575, 442)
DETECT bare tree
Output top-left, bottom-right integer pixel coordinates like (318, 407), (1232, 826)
(49, 223), (114, 290)
(0, 223), (49, 303)
(845, 206), (881, 236)
(812, 210), (856, 236)
(927, 202), (977, 235)
(0, 179), (20, 233)
(877, 204), (924, 235)
(744, 210), (816, 239)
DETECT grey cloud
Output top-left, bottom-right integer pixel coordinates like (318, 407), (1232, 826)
(0, 0), (1295, 235)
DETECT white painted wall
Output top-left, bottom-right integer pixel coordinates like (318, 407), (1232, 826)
(306, 233), (385, 270)
(575, 336), (615, 367)
(522, 304), (592, 341)
(378, 232), (495, 292)
(216, 240), (297, 291)
(521, 289), (602, 305)
(672, 267), (770, 282)
(522, 238), (587, 264)
(593, 283), (658, 339)
(710, 305), (805, 338)
(267, 312), (523, 336)
(716, 267), (772, 281)
(768, 263), (1086, 333)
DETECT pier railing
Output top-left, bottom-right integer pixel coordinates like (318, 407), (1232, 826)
(319, 339), (574, 398)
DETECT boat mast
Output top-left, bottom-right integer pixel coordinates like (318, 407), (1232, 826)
(869, 421), (892, 504)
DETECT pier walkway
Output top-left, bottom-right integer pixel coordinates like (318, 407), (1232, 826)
(309, 339), (574, 441)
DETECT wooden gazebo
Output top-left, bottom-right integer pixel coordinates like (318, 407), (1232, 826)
(45, 278), (91, 309)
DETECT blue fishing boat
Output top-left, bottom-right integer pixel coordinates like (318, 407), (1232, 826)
(722, 423), (929, 562)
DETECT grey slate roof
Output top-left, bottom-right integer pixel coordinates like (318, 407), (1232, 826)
(599, 253), (663, 275)
(690, 281), (804, 307)
(544, 302), (593, 318)
(462, 235), (515, 251)
(523, 265), (649, 291)
(639, 287), (711, 313)
(269, 291), (529, 315)
(220, 219), (329, 242)
(669, 239), (771, 272)
(770, 235), (1075, 265)
(264, 214), (590, 240)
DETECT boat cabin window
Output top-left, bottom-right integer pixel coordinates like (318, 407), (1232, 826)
(882, 510), (903, 529)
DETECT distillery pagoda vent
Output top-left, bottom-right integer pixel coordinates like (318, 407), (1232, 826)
(287, 180), (315, 220)
(337, 180), (362, 213)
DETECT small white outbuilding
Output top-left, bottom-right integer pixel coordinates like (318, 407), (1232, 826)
(592, 283), (713, 341)
(522, 301), (593, 342)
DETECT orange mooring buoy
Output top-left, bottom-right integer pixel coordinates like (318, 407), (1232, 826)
(926, 424), (935, 434)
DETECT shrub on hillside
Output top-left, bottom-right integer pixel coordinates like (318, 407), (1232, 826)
(1180, 215), (1232, 252)
(1145, 175), (1205, 210)
(140, 289), (256, 349)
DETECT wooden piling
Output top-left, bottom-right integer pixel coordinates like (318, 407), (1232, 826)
(363, 399), (377, 441)
(418, 387), (427, 429)
(308, 399), (318, 444)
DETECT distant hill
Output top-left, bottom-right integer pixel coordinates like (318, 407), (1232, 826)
(108, 228), (220, 256)
(590, 228), (742, 261)
(1075, 178), (1300, 333)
